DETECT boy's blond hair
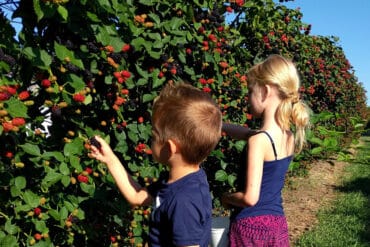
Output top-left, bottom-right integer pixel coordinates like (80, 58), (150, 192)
(152, 82), (222, 164)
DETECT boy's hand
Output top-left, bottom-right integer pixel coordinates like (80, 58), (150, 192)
(89, 136), (101, 150)
(88, 136), (116, 165)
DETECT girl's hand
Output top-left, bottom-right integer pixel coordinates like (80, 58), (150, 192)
(221, 192), (232, 209)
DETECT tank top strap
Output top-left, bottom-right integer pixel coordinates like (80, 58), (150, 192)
(258, 130), (278, 160)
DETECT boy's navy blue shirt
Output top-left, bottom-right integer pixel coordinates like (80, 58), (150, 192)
(148, 168), (212, 247)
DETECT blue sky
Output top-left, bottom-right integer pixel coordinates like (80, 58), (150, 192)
(277, 0), (370, 105)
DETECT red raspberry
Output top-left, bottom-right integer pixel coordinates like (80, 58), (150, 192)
(6, 86), (17, 95)
(135, 143), (146, 153)
(18, 91), (30, 100)
(34, 207), (42, 216)
(12, 117), (26, 126)
(77, 174), (89, 183)
(73, 93), (85, 103)
(114, 96), (125, 106)
(113, 71), (121, 79)
(5, 151), (13, 158)
(41, 79), (51, 88)
(202, 87), (211, 93)
(121, 89), (129, 95)
(120, 70), (131, 78)
(85, 167), (93, 175)
(199, 78), (207, 85)
(121, 44), (131, 52)
(34, 233), (42, 240)
(0, 92), (10, 101)
(2, 122), (14, 132)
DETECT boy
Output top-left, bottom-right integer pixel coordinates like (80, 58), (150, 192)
(89, 82), (222, 247)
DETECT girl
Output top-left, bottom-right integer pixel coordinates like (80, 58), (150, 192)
(222, 54), (311, 246)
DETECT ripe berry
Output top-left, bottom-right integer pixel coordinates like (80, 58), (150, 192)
(2, 122), (13, 132)
(77, 174), (89, 183)
(121, 44), (131, 52)
(18, 91), (30, 100)
(12, 117), (26, 127)
(41, 79), (51, 88)
(34, 207), (42, 216)
(34, 233), (42, 240)
(73, 93), (85, 103)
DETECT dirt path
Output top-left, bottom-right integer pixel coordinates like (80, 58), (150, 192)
(282, 158), (349, 244)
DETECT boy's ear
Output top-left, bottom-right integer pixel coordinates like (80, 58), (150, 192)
(167, 139), (180, 154)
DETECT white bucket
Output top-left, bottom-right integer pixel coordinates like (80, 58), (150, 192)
(210, 216), (230, 247)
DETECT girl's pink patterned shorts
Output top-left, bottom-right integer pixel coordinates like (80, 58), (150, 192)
(229, 215), (289, 247)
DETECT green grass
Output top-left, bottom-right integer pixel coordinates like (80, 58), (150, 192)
(295, 136), (370, 247)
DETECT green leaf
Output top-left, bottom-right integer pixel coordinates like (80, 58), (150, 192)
(57, 5), (68, 21)
(14, 204), (31, 213)
(59, 163), (70, 175)
(4, 219), (19, 235)
(60, 207), (69, 220)
(22, 47), (52, 70)
(23, 190), (40, 208)
(215, 170), (228, 182)
(19, 143), (41, 156)
(0, 235), (18, 247)
(70, 155), (83, 171)
(42, 170), (63, 188)
(69, 71), (88, 91)
(5, 98), (28, 118)
(14, 176), (26, 190)
(10, 186), (21, 197)
(310, 147), (323, 155)
(42, 151), (65, 162)
(35, 221), (48, 233)
(143, 93), (157, 103)
(80, 183), (95, 195)
(127, 124), (139, 143)
(138, 0), (156, 6)
(48, 209), (60, 221)
(86, 11), (100, 22)
(309, 137), (323, 146)
(61, 175), (71, 187)
(64, 138), (84, 157)
(54, 42), (84, 69)
(33, 0), (43, 22)
(227, 174), (236, 187)
(83, 94), (93, 105)
(64, 201), (76, 212)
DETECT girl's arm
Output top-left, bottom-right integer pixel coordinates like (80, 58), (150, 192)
(89, 136), (153, 207)
(222, 122), (256, 140)
(221, 134), (264, 208)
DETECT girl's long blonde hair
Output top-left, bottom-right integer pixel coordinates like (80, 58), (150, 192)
(248, 54), (311, 153)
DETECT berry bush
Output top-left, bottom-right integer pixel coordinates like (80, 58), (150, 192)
(0, 0), (367, 246)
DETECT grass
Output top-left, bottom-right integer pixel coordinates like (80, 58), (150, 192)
(295, 136), (370, 247)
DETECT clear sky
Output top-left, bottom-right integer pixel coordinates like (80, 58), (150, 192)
(277, 0), (370, 106)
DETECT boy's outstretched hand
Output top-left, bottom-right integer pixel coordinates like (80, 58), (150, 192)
(89, 136), (101, 150)
(88, 136), (117, 165)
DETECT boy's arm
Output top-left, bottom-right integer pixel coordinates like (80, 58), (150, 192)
(222, 122), (256, 140)
(89, 136), (153, 207)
